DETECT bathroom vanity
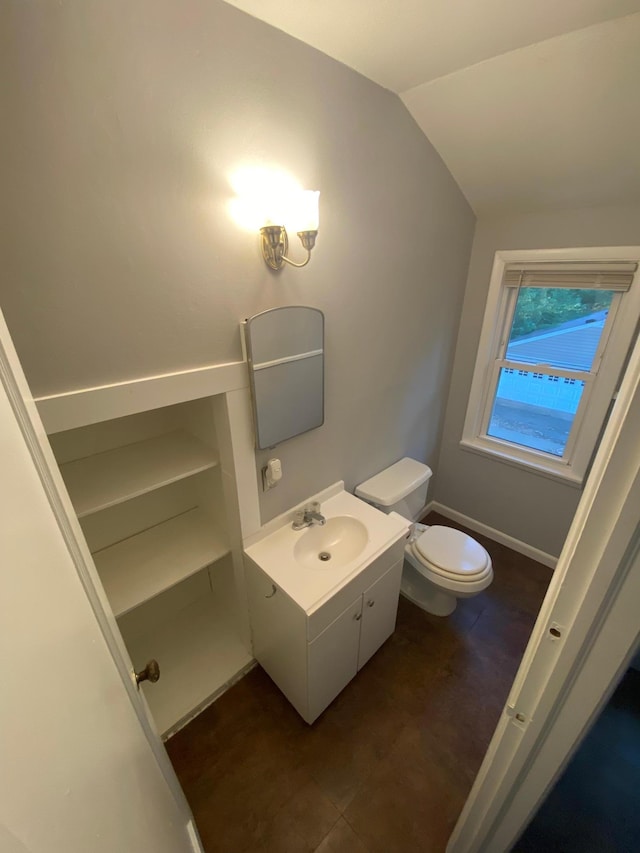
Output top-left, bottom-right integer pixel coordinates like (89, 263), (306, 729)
(244, 485), (409, 723)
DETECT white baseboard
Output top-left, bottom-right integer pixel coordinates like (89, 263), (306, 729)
(424, 501), (558, 570)
(187, 820), (205, 853)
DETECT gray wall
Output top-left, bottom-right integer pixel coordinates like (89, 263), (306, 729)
(435, 202), (640, 557)
(1, 0), (475, 522)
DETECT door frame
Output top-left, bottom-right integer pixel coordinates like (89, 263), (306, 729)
(0, 311), (198, 836)
(447, 314), (640, 851)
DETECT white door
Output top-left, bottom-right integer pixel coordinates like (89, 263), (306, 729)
(357, 560), (403, 669)
(0, 326), (200, 851)
(308, 596), (362, 722)
(447, 306), (640, 853)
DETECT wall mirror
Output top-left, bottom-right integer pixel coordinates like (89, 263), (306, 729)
(243, 306), (325, 449)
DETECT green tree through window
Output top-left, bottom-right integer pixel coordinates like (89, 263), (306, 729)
(511, 288), (613, 339)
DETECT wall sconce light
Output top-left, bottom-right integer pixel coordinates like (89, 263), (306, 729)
(260, 190), (320, 270)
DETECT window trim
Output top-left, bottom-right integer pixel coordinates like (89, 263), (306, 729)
(461, 247), (640, 486)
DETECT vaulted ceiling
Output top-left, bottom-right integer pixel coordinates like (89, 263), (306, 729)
(223, 1), (640, 214)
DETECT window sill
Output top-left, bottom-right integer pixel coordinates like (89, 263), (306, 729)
(459, 437), (584, 488)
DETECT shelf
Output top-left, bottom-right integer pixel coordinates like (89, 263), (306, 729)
(60, 430), (219, 518)
(94, 508), (230, 617)
(124, 594), (253, 737)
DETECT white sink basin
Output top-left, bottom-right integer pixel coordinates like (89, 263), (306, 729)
(243, 483), (409, 613)
(293, 516), (368, 569)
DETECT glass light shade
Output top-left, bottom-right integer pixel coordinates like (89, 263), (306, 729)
(262, 196), (289, 227)
(291, 190), (320, 232)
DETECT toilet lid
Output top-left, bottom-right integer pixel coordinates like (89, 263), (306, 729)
(414, 526), (489, 576)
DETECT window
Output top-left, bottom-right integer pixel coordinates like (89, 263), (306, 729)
(461, 249), (640, 485)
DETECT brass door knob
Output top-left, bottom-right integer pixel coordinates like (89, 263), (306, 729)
(135, 659), (160, 686)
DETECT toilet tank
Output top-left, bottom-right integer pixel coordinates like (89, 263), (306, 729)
(355, 457), (432, 521)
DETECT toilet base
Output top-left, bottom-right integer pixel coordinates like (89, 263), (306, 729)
(400, 561), (457, 616)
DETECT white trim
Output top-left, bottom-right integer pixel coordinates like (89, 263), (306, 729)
(496, 247), (640, 263)
(187, 819), (205, 853)
(425, 500), (558, 569)
(459, 438), (583, 487)
(461, 246), (640, 485)
(496, 360), (591, 381)
(36, 360), (248, 434)
(447, 300), (640, 852)
(220, 388), (262, 541)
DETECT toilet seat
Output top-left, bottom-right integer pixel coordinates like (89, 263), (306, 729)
(407, 525), (492, 593)
(410, 547), (492, 582)
(414, 526), (490, 579)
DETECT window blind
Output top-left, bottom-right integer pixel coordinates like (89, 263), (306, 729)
(504, 261), (637, 291)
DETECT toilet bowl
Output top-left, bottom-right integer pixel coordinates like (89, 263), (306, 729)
(403, 522), (492, 615)
(355, 458), (493, 616)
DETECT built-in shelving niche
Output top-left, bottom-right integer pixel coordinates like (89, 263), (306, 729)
(49, 397), (253, 738)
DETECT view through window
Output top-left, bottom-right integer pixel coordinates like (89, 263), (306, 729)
(487, 288), (614, 457)
(461, 251), (640, 483)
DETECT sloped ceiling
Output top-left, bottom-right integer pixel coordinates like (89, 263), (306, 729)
(223, 1), (640, 214)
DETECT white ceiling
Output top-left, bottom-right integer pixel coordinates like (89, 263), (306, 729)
(403, 13), (640, 213)
(224, 1), (640, 214)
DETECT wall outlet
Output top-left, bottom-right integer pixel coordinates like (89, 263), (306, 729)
(262, 458), (282, 490)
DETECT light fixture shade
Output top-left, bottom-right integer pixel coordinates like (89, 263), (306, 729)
(292, 190), (320, 232)
(263, 196), (288, 227)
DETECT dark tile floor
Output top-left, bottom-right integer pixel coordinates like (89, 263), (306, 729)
(167, 512), (552, 852)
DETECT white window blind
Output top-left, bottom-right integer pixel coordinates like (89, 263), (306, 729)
(504, 262), (637, 291)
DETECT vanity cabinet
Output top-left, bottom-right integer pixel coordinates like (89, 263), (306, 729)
(308, 561), (403, 721)
(245, 538), (405, 724)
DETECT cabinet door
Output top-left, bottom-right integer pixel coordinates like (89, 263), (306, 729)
(307, 596), (362, 723)
(357, 559), (403, 670)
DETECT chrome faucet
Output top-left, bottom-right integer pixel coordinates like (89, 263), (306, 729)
(292, 502), (326, 530)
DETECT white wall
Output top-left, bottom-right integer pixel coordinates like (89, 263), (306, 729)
(434, 201), (640, 557)
(0, 0), (474, 522)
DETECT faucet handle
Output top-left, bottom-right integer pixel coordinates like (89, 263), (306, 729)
(308, 501), (321, 512)
(293, 509), (306, 526)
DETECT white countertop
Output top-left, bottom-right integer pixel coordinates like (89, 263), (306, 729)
(243, 483), (409, 613)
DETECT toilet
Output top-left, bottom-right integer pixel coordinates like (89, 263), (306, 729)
(355, 458), (493, 616)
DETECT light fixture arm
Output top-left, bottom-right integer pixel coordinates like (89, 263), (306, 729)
(282, 247), (312, 268)
(260, 226), (318, 271)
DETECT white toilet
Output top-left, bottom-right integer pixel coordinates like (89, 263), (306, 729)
(355, 458), (493, 616)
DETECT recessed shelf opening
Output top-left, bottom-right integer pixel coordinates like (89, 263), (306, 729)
(50, 394), (252, 738)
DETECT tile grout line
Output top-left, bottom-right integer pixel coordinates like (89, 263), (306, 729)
(340, 813), (375, 852)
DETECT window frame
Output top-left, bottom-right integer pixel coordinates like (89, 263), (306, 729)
(461, 247), (640, 486)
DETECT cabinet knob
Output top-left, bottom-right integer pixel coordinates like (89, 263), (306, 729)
(135, 659), (160, 686)
(354, 612), (362, 621)
(367, 599), (375, 608)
